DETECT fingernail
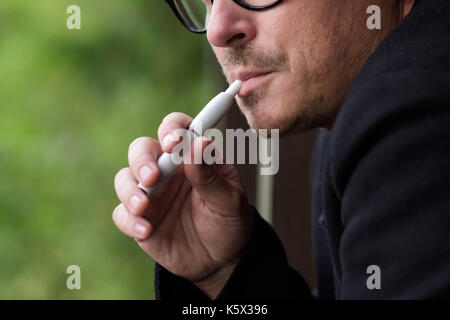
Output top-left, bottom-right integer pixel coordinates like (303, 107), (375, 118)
(129, 195), (141, 211)
(203, 136), (213, 143)
(113, 206), (119, 218)
(162, 133), (176, 149)
(139, 165), (152, 181)
(135, 223), (148, 238)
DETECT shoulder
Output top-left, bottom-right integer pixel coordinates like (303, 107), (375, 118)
(328, 0), (450, 197)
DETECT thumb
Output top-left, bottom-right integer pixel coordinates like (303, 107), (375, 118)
(183, 136), (237, 209)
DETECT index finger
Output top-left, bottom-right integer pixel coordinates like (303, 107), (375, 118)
(157, 112), (193, 153)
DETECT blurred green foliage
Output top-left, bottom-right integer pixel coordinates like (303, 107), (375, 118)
(0, 0), (217, 299)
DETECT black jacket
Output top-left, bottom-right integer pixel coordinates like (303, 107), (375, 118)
(155, 0), (450, 299)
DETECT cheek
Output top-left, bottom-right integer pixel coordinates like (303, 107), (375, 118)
(212, 47), (223, 62)
(262, 8), (322, 83)
(211, 47), (226, 70)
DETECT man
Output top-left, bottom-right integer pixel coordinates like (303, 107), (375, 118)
(113, 0), (450, 299)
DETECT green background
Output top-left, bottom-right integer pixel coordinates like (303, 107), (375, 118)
(0, 0), (219, 299)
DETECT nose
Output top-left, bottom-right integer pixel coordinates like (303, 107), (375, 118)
(206, 1), (257, 48)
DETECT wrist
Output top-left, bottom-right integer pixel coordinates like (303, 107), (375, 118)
(193, 260), (239, 299)
(194, 204), (255, 299)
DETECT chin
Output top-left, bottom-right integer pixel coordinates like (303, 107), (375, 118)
(238, 95), (327, 137)
(238, 99), (289, 133)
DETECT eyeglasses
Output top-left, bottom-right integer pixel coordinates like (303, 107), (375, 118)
(164, 0), (283, 34)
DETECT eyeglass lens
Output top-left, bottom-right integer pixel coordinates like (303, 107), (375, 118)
(173, 0), (279, 32)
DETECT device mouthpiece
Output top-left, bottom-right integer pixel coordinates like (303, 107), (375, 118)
(225, 80), (242, 97)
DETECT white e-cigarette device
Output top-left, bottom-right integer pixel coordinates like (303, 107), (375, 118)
(138, 80), (242, 196)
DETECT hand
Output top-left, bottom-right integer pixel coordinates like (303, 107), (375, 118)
(113, 112), (254, 298)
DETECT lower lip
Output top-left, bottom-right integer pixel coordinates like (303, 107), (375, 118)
(238, 72), (273, 97)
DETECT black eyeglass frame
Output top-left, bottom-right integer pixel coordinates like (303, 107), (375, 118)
(164, 0), (283, 34)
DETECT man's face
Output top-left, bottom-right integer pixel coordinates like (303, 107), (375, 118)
(206, 0), (403, 135)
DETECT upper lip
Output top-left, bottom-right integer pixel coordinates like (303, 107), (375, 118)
(232, 70), (273, 81)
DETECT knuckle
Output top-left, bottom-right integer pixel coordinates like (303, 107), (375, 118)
(159, 112), (190, 134)
(129, 138), (159, 164)
(124, 179), (139, 195)
(157, 122), (171, 139)
(172, 128), (188, 140)
(129, 136), (153, 154)
(114, 167), (130, 186)
(162, 112), (183, 123)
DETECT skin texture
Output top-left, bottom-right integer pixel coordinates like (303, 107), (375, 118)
(208, 0), (414, 135)
(113, 0), (415, 299)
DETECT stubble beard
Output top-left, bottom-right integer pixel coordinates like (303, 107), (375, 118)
(221, 44), (335, 137)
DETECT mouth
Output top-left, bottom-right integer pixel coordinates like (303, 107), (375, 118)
(232, 71), (274, 97)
